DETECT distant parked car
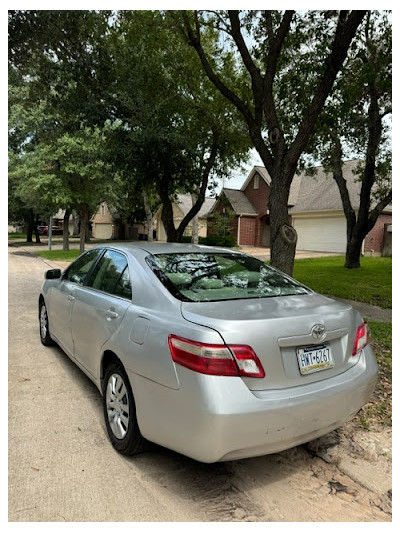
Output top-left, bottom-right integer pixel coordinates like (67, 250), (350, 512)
(38, 243), (378, 463)
(41, 226), (63, 236)
(37, 226), (47, 235)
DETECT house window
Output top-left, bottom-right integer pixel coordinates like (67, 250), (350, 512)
(101, 204), (105, 216)
(253, 175), (259, 189)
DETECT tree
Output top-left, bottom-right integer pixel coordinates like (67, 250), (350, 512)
(104, 11), (251, 242)
(182, 10), (367, 275)
(9, 126), (120, 252)
(9, 11), (121, 251)
(9, 10), (252, 244)
(8, 67), (52, 242)
(308, 11), (392, 268)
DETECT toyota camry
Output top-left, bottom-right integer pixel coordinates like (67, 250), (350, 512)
(38, 243), (377, 463)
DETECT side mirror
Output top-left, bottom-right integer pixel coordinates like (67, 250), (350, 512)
(45, 269), (62, 280)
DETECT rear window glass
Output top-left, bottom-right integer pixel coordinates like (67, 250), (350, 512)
(146, 252), (310, 302)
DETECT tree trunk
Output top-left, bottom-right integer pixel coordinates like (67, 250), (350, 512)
(160, 197), (180, 242)
(143, 190), (155, 242)
(79, 205), (88, 253)
(63, 209), (71, 251)
(158, 170), (182, 243)
(268, 173), (297, 276)
(345, 236), (363, 269)
(26, 210), (34, 243)
(34, 214), (41, 243)
(85, 219), (91, 243)
(191, 192), (199, 244)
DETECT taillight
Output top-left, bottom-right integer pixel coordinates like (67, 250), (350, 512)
(352, 322), (370, 356)
(168, 335), (265, 378)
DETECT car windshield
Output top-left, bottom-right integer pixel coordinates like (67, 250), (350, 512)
(146, 252), (310, 302)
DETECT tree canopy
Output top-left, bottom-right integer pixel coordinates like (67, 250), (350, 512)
(9, 10), (252, 244)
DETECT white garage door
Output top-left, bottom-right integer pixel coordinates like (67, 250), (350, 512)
(93, 223), (113, 240)
(293, 216), (346, 253)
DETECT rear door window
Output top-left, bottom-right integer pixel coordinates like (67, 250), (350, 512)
(87, 250), (132, 300)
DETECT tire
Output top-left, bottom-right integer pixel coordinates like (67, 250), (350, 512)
(39, 299), (54, 346)
(102, 361), (148, 456)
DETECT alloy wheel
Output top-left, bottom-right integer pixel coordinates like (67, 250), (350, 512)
(105, 373), (130, 439)
(40, 305), (48, 340)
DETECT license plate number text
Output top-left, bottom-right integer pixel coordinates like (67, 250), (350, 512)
(297, 344), (334, 375)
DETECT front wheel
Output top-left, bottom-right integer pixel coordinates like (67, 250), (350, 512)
(103, 361), (148, 456)
(39, 300), (54, 346)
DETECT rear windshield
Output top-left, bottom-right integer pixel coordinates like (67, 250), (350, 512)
(146, 252), (310, 302)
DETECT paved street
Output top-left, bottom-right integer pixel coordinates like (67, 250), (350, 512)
(8, 245), (391, 522)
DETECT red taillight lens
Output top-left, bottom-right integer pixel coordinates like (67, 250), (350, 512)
(168, 335), (265, 378)
(229, 345), (265, 378)
(352, 322), (370, 356)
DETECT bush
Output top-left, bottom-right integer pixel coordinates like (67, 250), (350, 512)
(200, 235), (236, 247)
(179, 235), (236, 247)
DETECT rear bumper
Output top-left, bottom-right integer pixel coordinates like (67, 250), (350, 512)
(128, 346), (378, 463)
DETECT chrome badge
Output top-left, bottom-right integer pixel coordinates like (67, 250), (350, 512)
(311, 324), (327, 341)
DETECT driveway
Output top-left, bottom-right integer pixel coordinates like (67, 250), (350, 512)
(8, 246), (391, 522)
(238, 245), (341, 261)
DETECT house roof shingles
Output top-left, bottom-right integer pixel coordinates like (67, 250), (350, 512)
(235, 160), (391, 215)
(289, 160), (364, 213)
(175, 194), (216, 218)
(222, 188), (258, 216)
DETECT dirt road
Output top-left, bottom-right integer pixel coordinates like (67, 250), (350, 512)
(8, 246), (392, 522)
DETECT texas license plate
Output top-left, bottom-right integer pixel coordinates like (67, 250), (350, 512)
(297, 344), (334, 375)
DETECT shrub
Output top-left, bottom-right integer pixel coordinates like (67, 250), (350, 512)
(179, 235), (236, 247)
(199, 235), (236, 247)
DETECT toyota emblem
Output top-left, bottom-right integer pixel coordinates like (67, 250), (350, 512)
(311, 324), (327, 341)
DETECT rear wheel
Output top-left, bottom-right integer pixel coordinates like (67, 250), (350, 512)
(39, 300), (54, 346)
(103, 361), (148, 456)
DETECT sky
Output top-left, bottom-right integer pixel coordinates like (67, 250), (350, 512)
(216, 149), (263, 194)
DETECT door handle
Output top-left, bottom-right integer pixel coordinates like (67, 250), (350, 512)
(67, 295), (75, 302)
(106, 308), (119, 319)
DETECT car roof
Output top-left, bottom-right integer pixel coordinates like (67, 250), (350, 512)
(95, 242), (241, 256)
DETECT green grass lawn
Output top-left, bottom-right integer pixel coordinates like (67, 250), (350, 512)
(293, 256), (392, 308)
(8, 233), (27, 239)
(35, 249), (82, 262)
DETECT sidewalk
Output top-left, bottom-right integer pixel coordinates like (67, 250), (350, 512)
(330, 297), (391, 323)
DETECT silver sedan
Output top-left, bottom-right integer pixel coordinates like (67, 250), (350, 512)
(38, 243), (377, 463)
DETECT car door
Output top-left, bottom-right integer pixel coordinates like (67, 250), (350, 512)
(71, 249), (132, 378)
(49, 248), (103, 355)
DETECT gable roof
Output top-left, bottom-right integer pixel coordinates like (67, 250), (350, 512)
(213, 188), (258, 216)
(240, 166), (271, 191)
(175, 194), (216, 218)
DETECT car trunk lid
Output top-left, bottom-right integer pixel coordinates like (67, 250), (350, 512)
(181, 293), (361, 391)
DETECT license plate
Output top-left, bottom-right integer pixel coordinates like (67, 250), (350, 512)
(297, 344), (334, 375)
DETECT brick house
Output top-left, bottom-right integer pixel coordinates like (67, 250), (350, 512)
(209, 161), (392, 254)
